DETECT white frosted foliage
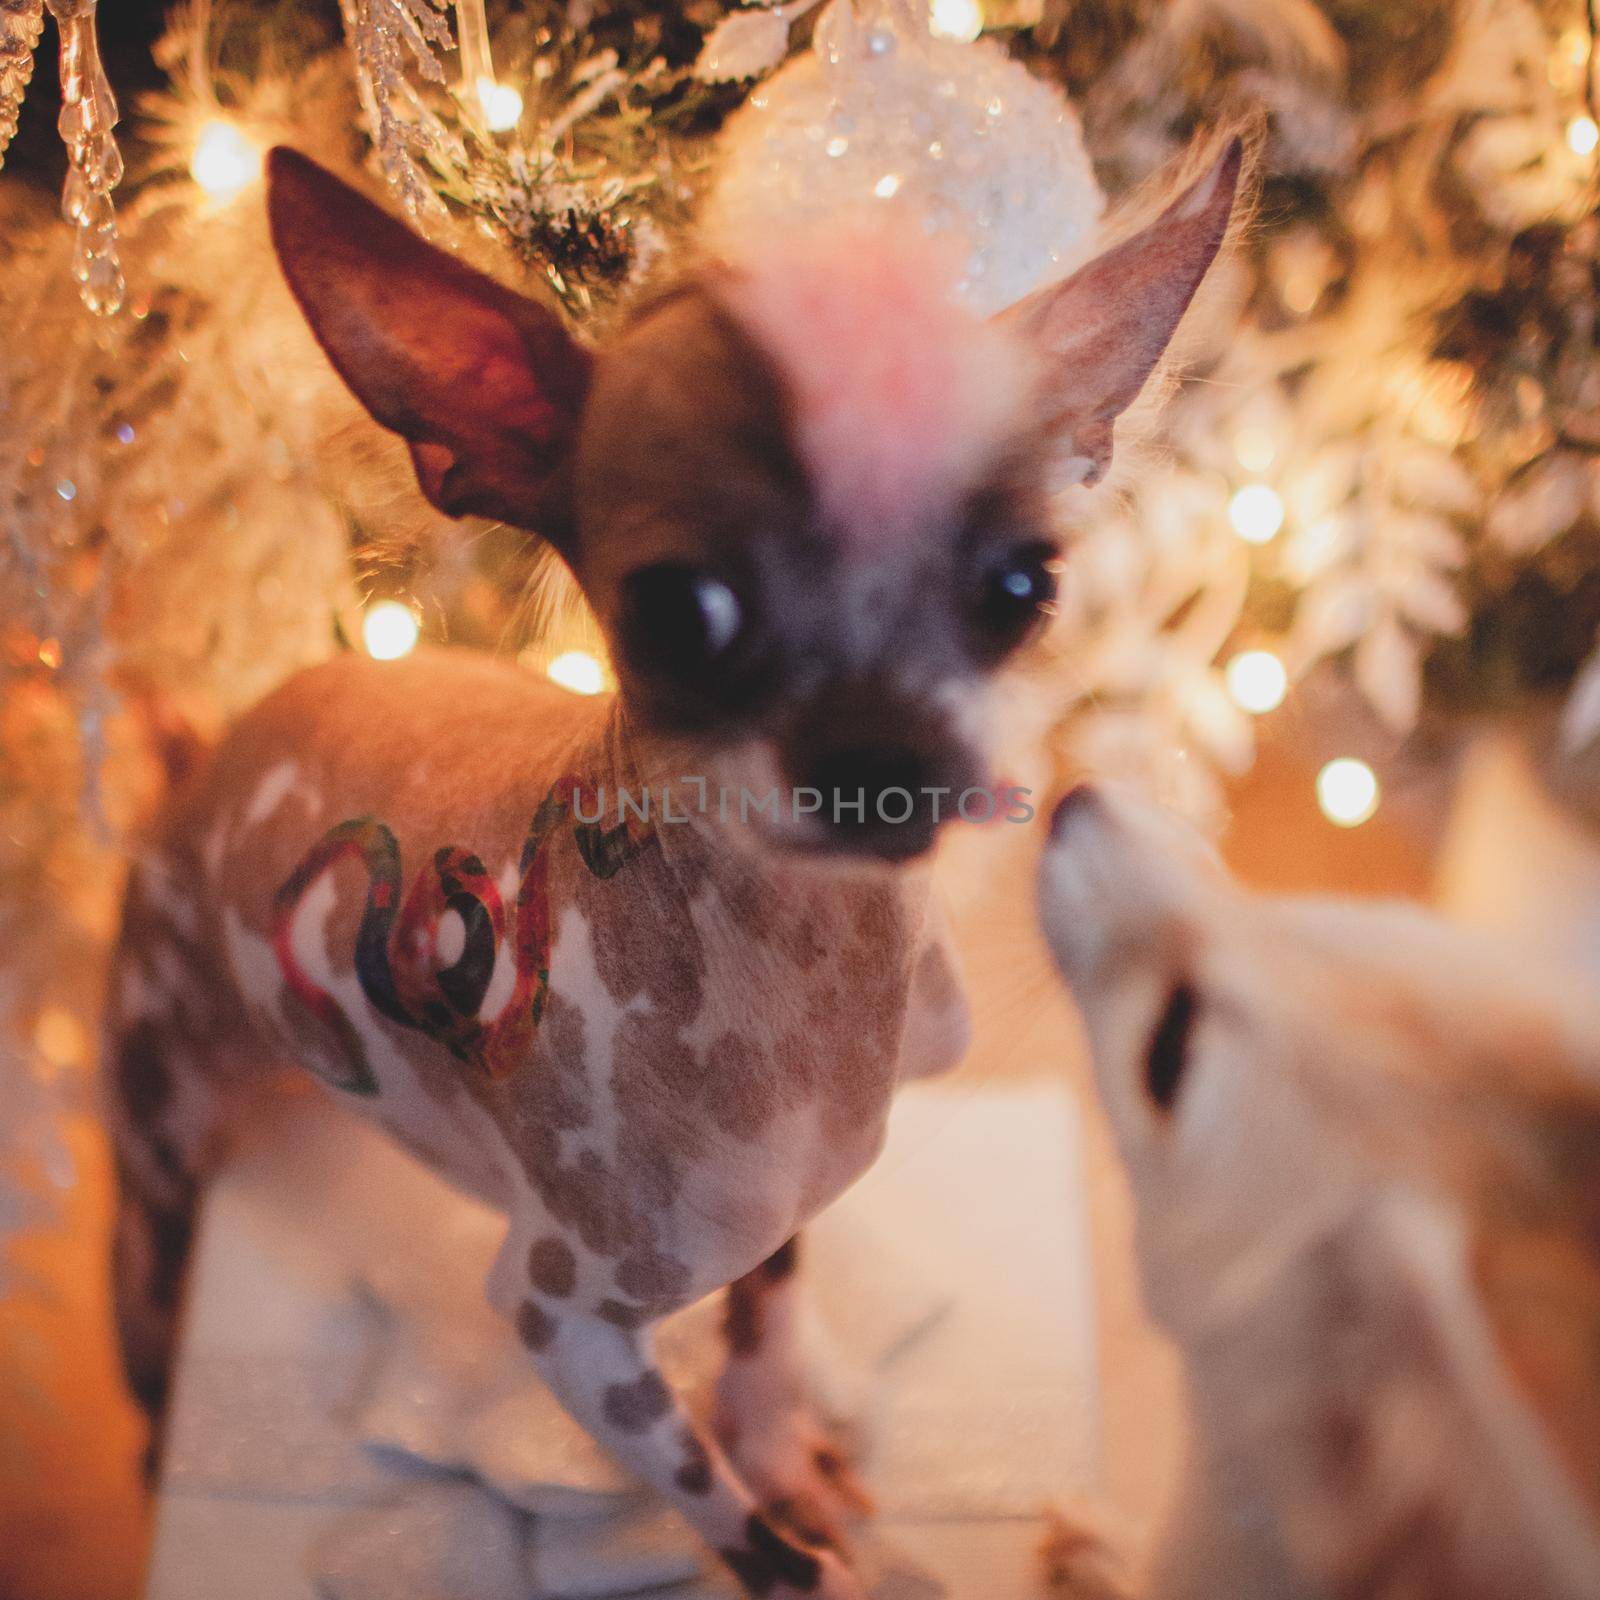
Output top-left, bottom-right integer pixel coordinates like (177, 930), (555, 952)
(702, 0), (1105, 315)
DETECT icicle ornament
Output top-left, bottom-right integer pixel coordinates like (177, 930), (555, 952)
(50, 0), (124, 314)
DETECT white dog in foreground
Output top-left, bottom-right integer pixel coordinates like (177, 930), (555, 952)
(1038, 784), (1600, 1600)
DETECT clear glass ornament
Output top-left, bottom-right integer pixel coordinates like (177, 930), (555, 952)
(43, 0), (124, 314)
(703, 0), (1105, 315)
(341, 0), (461, 222)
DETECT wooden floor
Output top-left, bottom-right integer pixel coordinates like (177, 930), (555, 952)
(0, 737), (1431, 1600)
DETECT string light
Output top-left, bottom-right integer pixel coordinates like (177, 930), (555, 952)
(1229, 484), (1285, 544)
(546, 649), (607, 695)
(874, 173), (902, 198)
(190, 119), (263, 199)
(1316, 758), (1379, 828)
(1567, 115), (1599, 156)
(362, 600), (420, 661)
(1225, 649), (1288, 714)
(929, 0), (984, 43)
(475, 76), (524, 133)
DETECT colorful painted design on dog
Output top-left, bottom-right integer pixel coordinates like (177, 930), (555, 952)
(273, 775), (656, 1093)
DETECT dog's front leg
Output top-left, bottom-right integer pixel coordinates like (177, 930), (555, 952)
(715, 1237), (873, 1552)
(523, 1300), (864, 1599)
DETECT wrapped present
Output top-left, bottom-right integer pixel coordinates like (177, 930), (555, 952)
(146, 1082), (1099, 1599)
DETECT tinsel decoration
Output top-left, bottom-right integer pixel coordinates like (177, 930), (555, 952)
(438, 46), (671, 313)
(338, 0), (716, 315)
(0, 0), (44, 168)
(341, 0), (463, 221)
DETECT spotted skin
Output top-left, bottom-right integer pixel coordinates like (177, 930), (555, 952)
(515, 1299), (559, 1351)
(529, 1235), (579, 1297)
(104, 651), (967, 1594)
(676, 1426), (715, 1496)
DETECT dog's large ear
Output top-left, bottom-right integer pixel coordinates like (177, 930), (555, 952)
(997, 137), (1243, 487)
(266, 147), (592, 551)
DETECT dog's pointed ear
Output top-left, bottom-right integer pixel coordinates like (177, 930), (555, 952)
(997, 137), (1243, 487)
(266, 147), (592, 551)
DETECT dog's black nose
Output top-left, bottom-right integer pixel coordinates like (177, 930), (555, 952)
(1050, 783), (1100, 838)
(804, 745), (938, 858)
(808, 745), (930, 816)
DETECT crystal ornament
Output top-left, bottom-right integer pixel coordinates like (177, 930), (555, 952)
(0, 1), (125, 313)
(49, 1), (123, 314)
(341, 0), (462, 222)
(702, 0), (1105, 315)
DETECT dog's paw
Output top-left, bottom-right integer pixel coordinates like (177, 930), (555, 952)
(722, 1517), (867, 1600)
(717, 1403), (874, 1552)
(1041, 1502), (1139, 1599)
(780, 1544), (866, 1600)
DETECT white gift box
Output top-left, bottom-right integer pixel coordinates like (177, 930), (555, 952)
(146, 1081), (1101, 1600)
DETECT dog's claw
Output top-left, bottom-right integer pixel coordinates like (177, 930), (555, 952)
(767, 1491), (842, 1553)
(718, 1406), (873, 1553)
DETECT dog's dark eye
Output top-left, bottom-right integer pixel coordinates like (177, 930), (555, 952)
(1145, 981), (1198, 1115)
(973, 541), (1059, 652)
(618, 564), (744, 675)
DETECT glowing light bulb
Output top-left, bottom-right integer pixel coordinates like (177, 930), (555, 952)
(362, 601), (420, 661)
(190, 119), (262, 199)
(873, 173), (902, 199)
(1568, 115), (1599, 156)
(929, 0), (983, 42)
(547, 649), (606, 695)
(1228, 484), (1285, 544)
(1225, 650), (1288, 715)
(1316, 758), (1379, 828)
(476, 76), (523, 133)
